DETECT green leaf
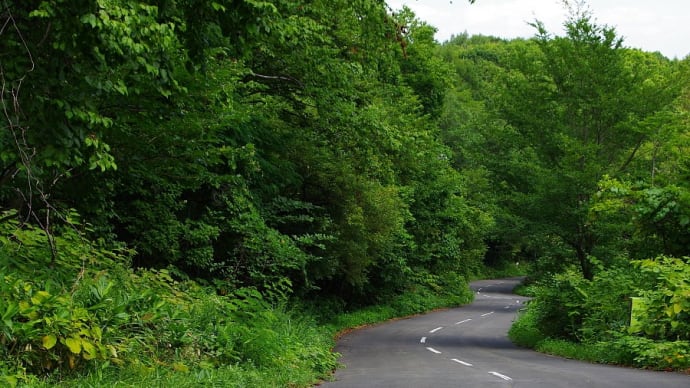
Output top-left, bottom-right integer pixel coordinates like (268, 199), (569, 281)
(210, 2), (226, 11)
(82, 341), (97, 360)
(673, 302), (683, 314)
(3, 376), (18, 388)
(42, 334), (58, 350)
(31, 291), (51, 305)
(172, 362), (189, 372)
(81, 13), (98, 28)
(65, 337), (82, 354)
(28, 9), (50, 18)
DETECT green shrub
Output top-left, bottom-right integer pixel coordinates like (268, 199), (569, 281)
(0, 213), (135, 377)
(514, 256), (690, 370)
(630, 257), (690, 341)
(512, 281), (538, 297)
(576, 264), (643, 342)
(508, 305), (542, 348)
(526, 263), (644, 342)
(609, 335), (690, 370)
(322, 270), (473, 333)
(526, 269), (586, 340)
(481, 261), (530, 279)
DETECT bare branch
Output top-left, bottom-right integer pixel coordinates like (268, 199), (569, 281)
(250, 72), (304, 88)
(1, 4), (65, 265)
(617, 136), (645, 173)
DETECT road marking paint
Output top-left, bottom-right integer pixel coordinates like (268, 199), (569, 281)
(451, 358), (473, 367)
(504, 305), (511, 309)
(426, 347), (441, 354)
(420, 337), (427, 343)
(481, 312), (494, 317)
(455, 318), (472, 325)
(429, 326), (444, 333)
(488, 371), (513, 381)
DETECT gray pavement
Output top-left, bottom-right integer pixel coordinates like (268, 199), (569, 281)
(319, 278), (690, 387)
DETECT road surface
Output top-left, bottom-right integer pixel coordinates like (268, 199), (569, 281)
(320, 277), (689, 387)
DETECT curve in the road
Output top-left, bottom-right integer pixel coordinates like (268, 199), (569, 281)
(319, 277), (690, 388)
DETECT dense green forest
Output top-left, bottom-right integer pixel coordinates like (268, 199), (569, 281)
(0, 0), (688, 385)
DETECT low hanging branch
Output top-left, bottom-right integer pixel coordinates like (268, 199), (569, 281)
(249, 72), (305, 88)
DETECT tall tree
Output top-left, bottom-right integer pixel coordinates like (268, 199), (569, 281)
(439, 3), (683, 278)
(503, 4), (680, 278)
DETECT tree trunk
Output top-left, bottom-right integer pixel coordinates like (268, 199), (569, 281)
(575, 243), (593, 280)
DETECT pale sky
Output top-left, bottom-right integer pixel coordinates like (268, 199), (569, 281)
(386, 0), (690, 59)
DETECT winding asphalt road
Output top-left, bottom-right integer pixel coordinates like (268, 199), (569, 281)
(320, 277), (690, 387)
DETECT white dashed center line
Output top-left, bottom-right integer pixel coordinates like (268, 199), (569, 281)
(489, 371), (513, 381)
(416, 280), (528, 383)
(451, 358), (473, 367)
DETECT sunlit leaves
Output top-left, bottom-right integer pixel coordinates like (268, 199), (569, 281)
(632, 257), (690, 341)
(42, 334), (57, 350)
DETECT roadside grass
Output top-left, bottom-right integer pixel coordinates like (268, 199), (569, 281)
(42, 363), (322, 388)
(326, 277), (475, 334)
(32, 364), (267, 388)
(511, 281), (538, 297)
(19, 272), (475, 388)
(1, 219), (339, 388)
(509, 305), (616, 364)
(535, 339), (609, 363)
(29, 303), (340, 388)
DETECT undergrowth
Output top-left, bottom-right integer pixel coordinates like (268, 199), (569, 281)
(478, 261), (529, 280)
(0, 214), (337, 387)
(509, 262), (690, 372)
(0, 213), (476, 387)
